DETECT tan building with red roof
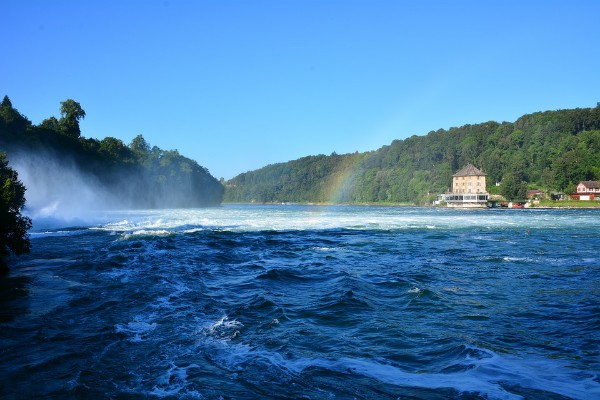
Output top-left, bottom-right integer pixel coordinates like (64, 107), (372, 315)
(436, 163), (489, 207)
(452, 163), (488, 194)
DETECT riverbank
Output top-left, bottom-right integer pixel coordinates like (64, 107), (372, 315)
(528, 200), (600, 209)
(222, 201), (416, 207)
(223, 200), (600, 209)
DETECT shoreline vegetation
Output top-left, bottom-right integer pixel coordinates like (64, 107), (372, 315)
(528, 200), (600, 209)
(222, 201), (600, 209)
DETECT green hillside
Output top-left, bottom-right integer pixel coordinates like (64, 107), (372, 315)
(225, 105), (600, 204)
(0, 96), (224, 208)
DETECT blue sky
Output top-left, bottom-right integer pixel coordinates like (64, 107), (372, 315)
(3, 1), (600, 179)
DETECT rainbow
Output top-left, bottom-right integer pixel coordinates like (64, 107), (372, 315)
(323, 154), (367, 203)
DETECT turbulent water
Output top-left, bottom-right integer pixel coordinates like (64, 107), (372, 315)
(1, 205), (599, 399)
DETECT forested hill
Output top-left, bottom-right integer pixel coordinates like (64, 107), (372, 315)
(224, 105), (600, 204)
(0, 96), (224, 209)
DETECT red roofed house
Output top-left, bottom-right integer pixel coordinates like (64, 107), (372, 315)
(572, 181), (600, 201)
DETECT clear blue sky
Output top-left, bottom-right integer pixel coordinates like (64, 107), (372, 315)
(3, 1), (599, 179)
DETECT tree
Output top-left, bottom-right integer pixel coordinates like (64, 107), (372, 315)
(130, 134), (151, 156)
(1, 95), (12, 108)
(501, 172), (528, 200)
(99, 137), (131, 163)
(0, 95), (31, 134)
(0, 153), (32, 261)
(59, 99), (86, 138)
(39, 116), (60, 131)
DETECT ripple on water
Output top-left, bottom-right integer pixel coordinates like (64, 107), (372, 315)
(3, 206), (599, 399)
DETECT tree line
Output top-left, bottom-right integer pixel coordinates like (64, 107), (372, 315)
(224, 105), (600, 204)
(0, 96), (224, 210)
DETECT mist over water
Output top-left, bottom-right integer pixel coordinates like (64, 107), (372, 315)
(2, 205), (599, 399)
(9, 150), (122, 223)
(8, 147), (223, 228)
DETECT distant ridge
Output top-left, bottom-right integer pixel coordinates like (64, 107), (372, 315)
(224, 105), (600, 204)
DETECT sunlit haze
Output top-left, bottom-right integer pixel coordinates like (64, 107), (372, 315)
(3, 0), (600, 179)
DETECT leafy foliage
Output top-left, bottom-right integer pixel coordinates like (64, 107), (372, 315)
(59, 99), (86, 138)
(0, 97), (224, 208)
(0, 96), (31, 136)
(225, 106), (600, 203)
(0, 152), (31, 257)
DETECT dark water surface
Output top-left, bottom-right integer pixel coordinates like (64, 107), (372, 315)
(1, 205), (599, 399)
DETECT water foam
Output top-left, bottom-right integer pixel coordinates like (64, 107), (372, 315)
(150, 363), (202, 398)
(115, 315), (158, 342)
(29, 229), (90, 238)
(28, 204), (593, 237)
